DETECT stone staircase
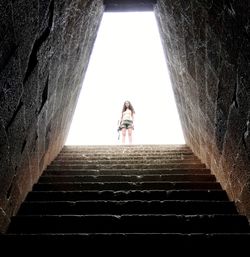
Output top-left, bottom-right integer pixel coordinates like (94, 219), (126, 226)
(1, 145), (250, 251)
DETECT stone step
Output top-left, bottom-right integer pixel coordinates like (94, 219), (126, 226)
(2, 232), (250, 242)
(8, 214), (250, 233)
(55, 154), (199, 160)
(1, 233), (250, 254)
(57, 151), (196, 156)
(18, 200), (237, 215)
(32, 182), (222, 191)
(45, 168), (211, 176)
(60, 148), (192, 152)
(40, 174), (216, 183)
(47, 163), (206, 170)
(51, 159), (201, 165)
(59, 152), (195, 157)
(56, 152), (196, 160)
(26, 189), (230, 201)
(61, 145), (191, 151)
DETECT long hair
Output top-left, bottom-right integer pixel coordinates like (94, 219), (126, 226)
(122, 101), (135, 114)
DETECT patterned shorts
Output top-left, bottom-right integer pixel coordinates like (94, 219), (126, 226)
(120, 120), (134, 129)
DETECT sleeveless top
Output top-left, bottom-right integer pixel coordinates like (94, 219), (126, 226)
(122, 109), (133, 121)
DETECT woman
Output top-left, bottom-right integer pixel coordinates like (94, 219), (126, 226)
(119, 100), (135, 144)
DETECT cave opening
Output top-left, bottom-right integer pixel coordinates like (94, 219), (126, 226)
(66, 11), (185, 145)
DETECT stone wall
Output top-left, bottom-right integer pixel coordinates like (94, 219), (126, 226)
(155, 0), (250, 219)
(0, 0), (103, 232)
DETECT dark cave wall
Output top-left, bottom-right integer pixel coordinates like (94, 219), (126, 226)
(155, 0), (250, 219)
(0, 0), (103, 232)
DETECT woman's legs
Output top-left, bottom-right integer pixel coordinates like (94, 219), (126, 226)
(121, 123), (133, 144)
(121, 128), (126, 144)
(128, 128), (133, 144)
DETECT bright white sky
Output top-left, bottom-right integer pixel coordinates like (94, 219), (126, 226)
(65, 11), (185, 145)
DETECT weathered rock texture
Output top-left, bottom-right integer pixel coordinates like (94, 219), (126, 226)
(104, 0), (156, 11)
(155, 1), (250, 219)
(0, 0), (250, 233)
(0, 0), (103, 232)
